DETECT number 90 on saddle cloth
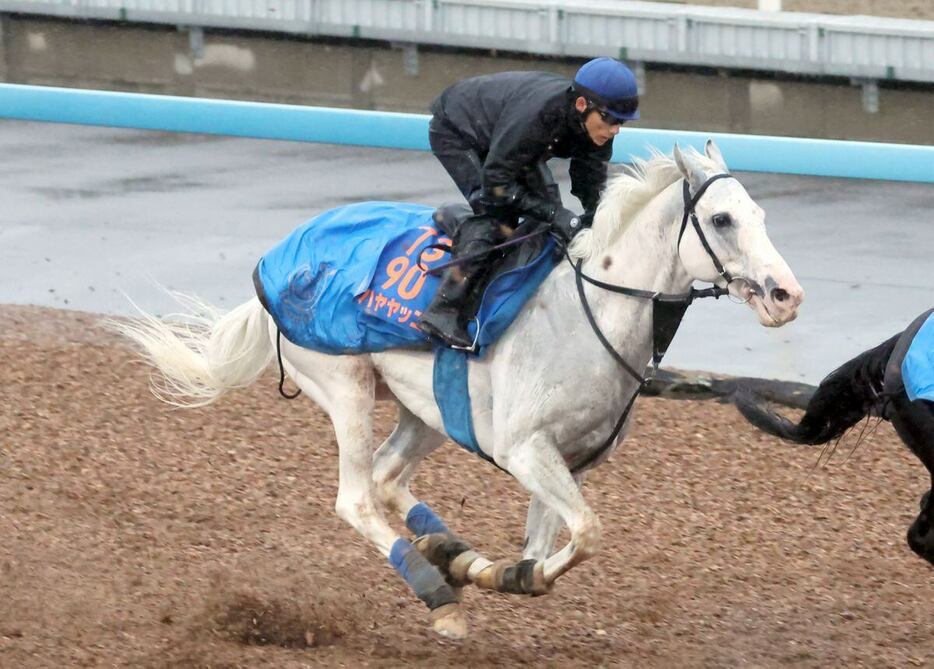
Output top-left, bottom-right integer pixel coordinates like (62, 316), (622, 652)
(253, 201), (559, 356)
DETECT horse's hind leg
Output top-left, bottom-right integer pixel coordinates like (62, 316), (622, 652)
(372, 403), (447, 524)
(277, 336), (467, 638)
(372, 404), (495, 589)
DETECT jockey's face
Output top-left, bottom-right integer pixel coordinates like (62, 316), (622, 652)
(575, 96), (623, 146)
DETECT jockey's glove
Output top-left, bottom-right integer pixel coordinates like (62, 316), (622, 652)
(550, 207), (584, 243)
(482, 184), (555, 223)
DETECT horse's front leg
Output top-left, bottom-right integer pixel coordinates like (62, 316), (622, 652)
(503, 439), (602, 585)
(420, 437), (600, 596)
(522, 472), (587, 562)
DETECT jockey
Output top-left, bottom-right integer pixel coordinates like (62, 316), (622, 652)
(418, 57), (640, 349)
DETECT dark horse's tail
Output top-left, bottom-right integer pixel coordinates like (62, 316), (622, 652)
(734, 332), (902, 444)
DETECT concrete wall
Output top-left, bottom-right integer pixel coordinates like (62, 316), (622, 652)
(2, 15), (932, 144)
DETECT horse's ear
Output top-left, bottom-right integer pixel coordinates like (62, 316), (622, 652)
(705, 139), (729, 172)
(673, 143), (688, 177)
(673, 143), (706, 192)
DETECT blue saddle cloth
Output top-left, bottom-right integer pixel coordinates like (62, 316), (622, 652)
(903, 311), (934, 402)
(253, 201), (559, 459)
(253, 201), (557, 355)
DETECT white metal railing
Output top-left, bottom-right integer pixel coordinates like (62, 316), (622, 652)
(0, 0), (932, 83)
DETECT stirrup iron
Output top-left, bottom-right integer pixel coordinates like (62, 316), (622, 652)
(447, 317), (480, 352)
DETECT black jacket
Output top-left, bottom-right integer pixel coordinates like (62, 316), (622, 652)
(430, 71), (612, 220)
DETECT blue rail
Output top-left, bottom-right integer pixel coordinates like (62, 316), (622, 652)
(1, 83), (931, 183)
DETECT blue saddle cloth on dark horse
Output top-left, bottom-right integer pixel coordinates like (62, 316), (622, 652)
(253, 201), (559, 457)
(901, 310), (934, 402)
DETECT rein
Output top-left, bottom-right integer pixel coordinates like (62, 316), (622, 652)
(420, 226), (549, 274)
(568, 173), (733, 473)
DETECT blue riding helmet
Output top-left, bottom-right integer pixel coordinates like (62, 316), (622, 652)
(573, 57), (640, 121)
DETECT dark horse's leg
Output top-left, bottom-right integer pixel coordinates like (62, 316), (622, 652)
(888, 393), (934, 566)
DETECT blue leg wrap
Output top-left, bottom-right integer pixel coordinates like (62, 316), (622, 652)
(405, 501), (450, 537)
(388, 538), (458, 610)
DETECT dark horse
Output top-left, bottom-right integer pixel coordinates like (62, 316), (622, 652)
(735, 308), (934, 567)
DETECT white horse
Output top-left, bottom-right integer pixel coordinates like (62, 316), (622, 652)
(112, 141), (803, 640)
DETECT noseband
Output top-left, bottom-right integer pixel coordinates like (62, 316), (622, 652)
(567, 172), (734, 472)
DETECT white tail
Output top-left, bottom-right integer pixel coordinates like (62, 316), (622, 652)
(107, 294), (273, 407)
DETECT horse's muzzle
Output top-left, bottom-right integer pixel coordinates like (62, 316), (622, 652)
(736, 272), (803, 327)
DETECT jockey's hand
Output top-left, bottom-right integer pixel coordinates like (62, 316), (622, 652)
(483, 184), (555, 223)
(550, 207), (583, 243)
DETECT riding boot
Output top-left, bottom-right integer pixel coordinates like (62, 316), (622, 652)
(417, 266), (478, 349)
(418, 217), (505, 349)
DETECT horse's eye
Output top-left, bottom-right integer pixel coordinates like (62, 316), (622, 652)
(712, 213), (733, 229)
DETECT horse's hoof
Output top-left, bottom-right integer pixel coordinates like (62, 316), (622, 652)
(430, 602), (468, 640)
(413, 533), (474, 588)
(412, 533), (448, 561)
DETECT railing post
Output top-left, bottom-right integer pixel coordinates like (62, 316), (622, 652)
(632, 60), (646, 96)
(421, 0), (433, 33)
(549, 3), (562, 54)
(677, 16), (689, 54)
(807, 23), (821, 66)
(188, 25), (204, 62)
(307, 0), (319, 35)
(852, 77), (880, 114)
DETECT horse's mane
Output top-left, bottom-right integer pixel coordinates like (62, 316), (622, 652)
(568, 147), (717, 261)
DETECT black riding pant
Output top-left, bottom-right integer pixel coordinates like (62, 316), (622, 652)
(428, 116), (561, 220)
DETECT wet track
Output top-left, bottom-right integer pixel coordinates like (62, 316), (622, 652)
(2, 119), (932, 384)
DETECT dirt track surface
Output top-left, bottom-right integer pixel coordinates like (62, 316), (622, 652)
(2, 304), (933, 668)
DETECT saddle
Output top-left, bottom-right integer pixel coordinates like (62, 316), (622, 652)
(432, 202), (473, 239)
(432, 202), (551, 277)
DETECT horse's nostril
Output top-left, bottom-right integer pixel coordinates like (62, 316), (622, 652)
(771, 287), (790, 303)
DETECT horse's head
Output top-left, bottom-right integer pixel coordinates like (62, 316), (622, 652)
(673, 140), (804, 327)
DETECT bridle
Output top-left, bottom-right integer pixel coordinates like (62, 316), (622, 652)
(678, 173), (736, 285)
(567, 172), (737, 473)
